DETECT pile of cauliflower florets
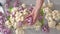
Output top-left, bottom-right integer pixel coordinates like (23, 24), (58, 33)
(43, 0), (60, 30)
(5, 3), (43, 34)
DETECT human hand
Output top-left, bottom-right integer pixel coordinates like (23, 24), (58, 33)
(25, 0), (44, 25)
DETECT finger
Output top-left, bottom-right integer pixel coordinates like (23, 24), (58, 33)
(33, 13), (38, 23)
(33, 16), (37, 24)
(25, 14), (32, 19)
(32, 18), (36, 25)
(33, 18), (36, 23)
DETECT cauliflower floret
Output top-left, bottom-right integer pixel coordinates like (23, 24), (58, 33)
(34, 20), (41, 31)
(15, 12), (19, 17)
(18, 12), (23, 17)
(21, 3), (26, 8)
(20, 16), (24, 21)
(5, 20), (12, 28)
(43, 7), (52, 14)
(45, 14), (52, 20)
(23, 9), (28, 15)
(15, 29), (24, 34)
(52, 10), (60, 20)
(9, 16), (15, 26)
(47, 0), (53, 8)
(56, 23), (60, 30)
(47, 2), (53, 8)
(13, 22), (17, 29)
(48, 20), (56, 28)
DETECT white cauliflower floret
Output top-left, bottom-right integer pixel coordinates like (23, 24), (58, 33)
(18, 12), (23, 17)
(43, 7), (52, 14)
(20, 16), (24, 21)
(47, 17), (53, 22)
(15, 12), (19, 17)
(56, 23), (60, 30)
(13, 23), (17, 29)
(15, 11), (25, 22)
(5, 20), (12, 28)
(15, 29), (24, 34)
(23, 9), (28, 15)
(34, 20), (41, 31)
(45, 14), (52, 20)
(10, 16), (15, 24)
(47, 0), (53, 8)
(52, 10), (60, 20)
(21, 3), (26, 8)
(47, 2), (53, 8)
(48, 20), (56, 28)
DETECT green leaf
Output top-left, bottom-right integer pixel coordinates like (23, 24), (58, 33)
(39, 18), (44, 26)
(9, 7), (13, 12)
(40, 8), (44, 16)
(39, 8), (44, 26)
